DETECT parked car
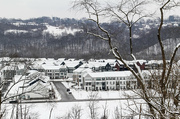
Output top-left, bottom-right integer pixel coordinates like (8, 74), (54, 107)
(9, 100), (18, 103)
(67, 88), (70, 92)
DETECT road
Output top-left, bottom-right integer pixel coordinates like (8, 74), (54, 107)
(53, 81), (75, 101)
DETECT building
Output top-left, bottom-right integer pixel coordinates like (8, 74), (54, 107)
(81, 71), (137, 91)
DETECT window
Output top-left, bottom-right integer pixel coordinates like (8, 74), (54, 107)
(96, 78), (101, 81)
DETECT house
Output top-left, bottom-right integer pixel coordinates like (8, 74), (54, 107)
(42, 65), (60, 79)
(73, 65), (93, 87)
(6, 71), (52, 101)
(82, 71), (137, 91)
(61, 60), (83, 78)
(22, 77), (52, 99)
(59, 64), (68, 79)
(1, 65), (17, 82)
(145, 60), (170, 70)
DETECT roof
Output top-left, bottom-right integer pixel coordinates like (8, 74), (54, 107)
(80, 62), (107, 68)
(62, 61), (81, 68)
(85, 71), (132, 78)
(73, 67), (92, 73)
(41, 65), (60, 70)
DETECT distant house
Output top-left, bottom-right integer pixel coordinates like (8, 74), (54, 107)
(82, 71), (137, 91)
(1, 65), (17, 82)
(22, 77), (52, 99)
(145, 60), (170, 70)
(61, 61), (83, 78)
(6, 72), (52, 100)
(59, 64), (68, 79)
(73, 66), (92, 87)
(42, 65), (60, 79)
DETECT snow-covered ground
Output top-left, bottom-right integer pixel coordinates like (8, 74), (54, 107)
(61, 81), (139, 100)
(4, 99), (146, 119)
(43, 25), (82, 37)
(4, 29), (28, 35)
(2, 81), (147, 119)
(2, 80), (145, 119)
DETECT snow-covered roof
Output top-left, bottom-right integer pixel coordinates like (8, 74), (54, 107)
(85, 71), (132, 78)
(146, 60), (170, 65)
(1, 65), (16, 71)
(136, 60), (147, 65)
(41, 65), (60, 70)
(62, 61), (81, 68)
(80, 62), (107, 68)
(73, 67), (92, 73)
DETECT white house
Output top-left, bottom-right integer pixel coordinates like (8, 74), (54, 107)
(42, 65), (60, 79)
(82, 71), (137, 91)
(6, 71), (52, 101)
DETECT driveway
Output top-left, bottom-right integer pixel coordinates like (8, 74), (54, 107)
(53, 81), (75, 101)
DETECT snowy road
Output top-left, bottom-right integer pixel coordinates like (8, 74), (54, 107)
(53, 82), (75, 101)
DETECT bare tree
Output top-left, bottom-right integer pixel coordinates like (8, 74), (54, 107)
(70, 105), (82, 119)
(58, 105), (82, 119)
(100, 102), (108, 119)
(87, 92), (99, 119)
(73, 0), (180, 118)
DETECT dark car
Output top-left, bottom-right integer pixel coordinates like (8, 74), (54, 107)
(9, 100), (18, 103)
(67, 88), (70, 92)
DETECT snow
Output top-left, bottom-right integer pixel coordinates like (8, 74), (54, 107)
(71, 89), (126, 99)
(3, 81), (145, 119)
(4, 29), (28, 35)
(43, 25), (82, 36)
(133, 34), (140, 39)
(12, 22), (38, 26)
(4, 99), (146, 119)
(87, 71), (132, 78)
(62, 82), (139, 100)
(176, 43), (180, 48)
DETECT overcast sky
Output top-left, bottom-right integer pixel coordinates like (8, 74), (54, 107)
(0, 0), (85, 19)
(0, 0), (179, 20)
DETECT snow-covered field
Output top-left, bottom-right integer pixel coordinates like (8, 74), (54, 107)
(4, 99), (146, 119)
(3, 81), (145, 119)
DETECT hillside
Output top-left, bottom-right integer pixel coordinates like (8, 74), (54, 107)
(0, 16), (179, 59)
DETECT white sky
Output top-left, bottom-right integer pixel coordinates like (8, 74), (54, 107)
(0, 0), (179, 20)
(0, 0), (85, 19)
